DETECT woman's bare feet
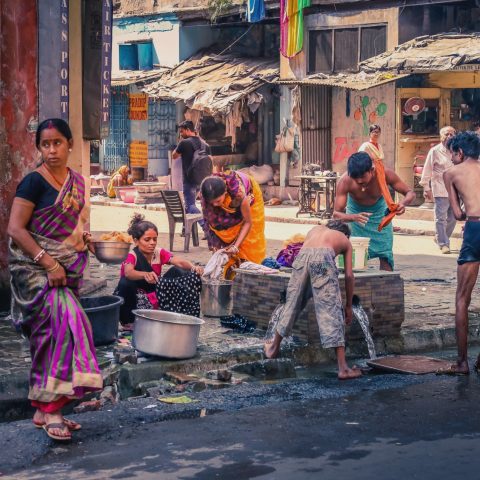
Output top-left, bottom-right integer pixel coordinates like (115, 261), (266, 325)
(263, 332), (283, 359)
(436, 362), (470, 375)
(338, 367), (363, 380)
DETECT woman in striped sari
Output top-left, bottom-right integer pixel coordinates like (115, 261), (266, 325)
(8, 119), (102, 441)
(200, 171), (266, 276)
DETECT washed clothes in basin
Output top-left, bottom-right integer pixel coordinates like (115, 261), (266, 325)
(132, 310), (204, 359)
(80, 295), (124, 346)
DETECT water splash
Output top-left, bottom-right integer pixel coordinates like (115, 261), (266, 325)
(264, 304), (294, 349)
(352, 302), (377, 360)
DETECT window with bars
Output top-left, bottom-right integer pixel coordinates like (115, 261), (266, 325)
(308, 25), (387, 74)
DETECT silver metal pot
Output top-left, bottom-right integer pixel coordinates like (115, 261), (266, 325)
(201, 280), (233, 317)
(132, 310), (204, 359)
(92, 241), (131, 264)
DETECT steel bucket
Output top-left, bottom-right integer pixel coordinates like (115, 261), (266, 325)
(201, 280), (233, 317)
(132, 310), (204, 359)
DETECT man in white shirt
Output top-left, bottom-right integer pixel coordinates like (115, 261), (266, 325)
(420, 126), (456, 253)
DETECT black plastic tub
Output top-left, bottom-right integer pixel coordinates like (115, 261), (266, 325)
(80, 295), (124, 346)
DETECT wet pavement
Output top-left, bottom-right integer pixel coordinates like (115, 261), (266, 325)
(2, 351), (480, 479)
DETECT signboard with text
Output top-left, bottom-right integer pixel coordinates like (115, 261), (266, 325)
(129, 94), (148, 121)
(83, 0), (113, 139)
(38, 0), (69, 121)
(129, 141), (148, 167)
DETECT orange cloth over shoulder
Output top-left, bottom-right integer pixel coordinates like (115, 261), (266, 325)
(359, 142), (399, 231)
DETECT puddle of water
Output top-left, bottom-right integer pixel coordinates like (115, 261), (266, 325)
(352, 304), (377, 360)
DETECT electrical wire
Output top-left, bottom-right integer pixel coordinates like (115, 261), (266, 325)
(213, 24), (254, 57)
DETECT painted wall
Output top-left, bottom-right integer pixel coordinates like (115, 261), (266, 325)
(280, 7), (400, 80)
(0, 0), (38, 308)
(331, 83), (396, 174)
(179, 25), (217, 61)
(113, 14), (180, 74)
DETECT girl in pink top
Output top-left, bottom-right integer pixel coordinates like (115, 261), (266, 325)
(115, 214), (203, 329)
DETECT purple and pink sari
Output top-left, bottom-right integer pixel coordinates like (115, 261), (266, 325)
(9, 169), (102, 410)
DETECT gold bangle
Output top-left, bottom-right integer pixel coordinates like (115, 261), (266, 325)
(46, 261), (60, 273)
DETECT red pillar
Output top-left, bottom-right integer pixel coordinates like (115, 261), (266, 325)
(0, 1), (38, 307)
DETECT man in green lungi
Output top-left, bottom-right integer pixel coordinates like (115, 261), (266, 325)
(333, 152), (415, 271)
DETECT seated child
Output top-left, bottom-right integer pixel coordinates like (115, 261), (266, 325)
(114, 214), (203, 330)
(264, 220), (361, 380)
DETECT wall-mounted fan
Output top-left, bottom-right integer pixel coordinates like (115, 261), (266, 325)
(403, 97), (426, 116)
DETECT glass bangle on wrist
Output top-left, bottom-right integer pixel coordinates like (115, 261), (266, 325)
(46, 261), (60, 273)
(33, 249), (46, 263)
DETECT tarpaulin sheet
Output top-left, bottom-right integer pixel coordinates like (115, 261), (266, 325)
(141, 53), (279, 117)
(112, 68), (169, 86)
(361, 33), (480, 73)
(277, 71), (409, 90)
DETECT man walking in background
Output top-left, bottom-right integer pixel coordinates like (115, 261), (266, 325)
(172, 120), (211, 215)
(420, 126), (456, 254)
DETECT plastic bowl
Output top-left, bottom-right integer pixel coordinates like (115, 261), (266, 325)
(118, 186), (136, 203)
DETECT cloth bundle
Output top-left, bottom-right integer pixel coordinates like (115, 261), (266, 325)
(237, 261), (279, 275)
(156, 272), (202, 317)
(220, 314), (256, 334)
(261, 257), (282, 269)
(202, 250), (229, 281)
(276, 242), (303, 267)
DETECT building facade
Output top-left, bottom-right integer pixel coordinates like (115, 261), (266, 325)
(279, 0), (480, 203)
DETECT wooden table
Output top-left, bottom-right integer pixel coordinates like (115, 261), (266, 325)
(295, 175), (338, 218)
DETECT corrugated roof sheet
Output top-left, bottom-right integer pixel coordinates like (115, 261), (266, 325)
(277, 71), (409, 90)
(141, 53), (279, 116)
(361, 33), (480, 73)
(111, 68), (169, 86)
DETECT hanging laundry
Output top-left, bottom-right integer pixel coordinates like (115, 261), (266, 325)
(247, 0), (266, 23)
(280, 0), (312, 58)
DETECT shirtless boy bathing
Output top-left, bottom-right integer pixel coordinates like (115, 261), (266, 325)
(441, 131), (480, 374)
(264, 220), (361, 380)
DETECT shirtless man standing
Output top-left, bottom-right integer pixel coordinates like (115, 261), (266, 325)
(334, 152), (415, 271)
(264, 220), (361, 380)
(441, 131), (480, 374)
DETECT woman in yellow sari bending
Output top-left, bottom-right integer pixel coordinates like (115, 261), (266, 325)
(200, 171), (266, 265)
(106, 165), (132, 198)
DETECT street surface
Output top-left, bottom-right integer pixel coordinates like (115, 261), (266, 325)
(2, 356), (480, 479)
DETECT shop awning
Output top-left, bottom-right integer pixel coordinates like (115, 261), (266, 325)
(360, 33), (480, 73)
(111, 68), (169, 87)
(277, 71), (410, 90)
(141, 53), (279, 116)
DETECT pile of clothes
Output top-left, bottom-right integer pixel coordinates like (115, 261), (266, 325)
(276, 233), (305, 268)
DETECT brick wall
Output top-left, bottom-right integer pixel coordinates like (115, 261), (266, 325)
(232, 269), (404, 347)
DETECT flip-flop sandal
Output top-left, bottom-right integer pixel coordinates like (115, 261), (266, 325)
(43, 423), (72, 442)
(34, 418), (82, 431)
